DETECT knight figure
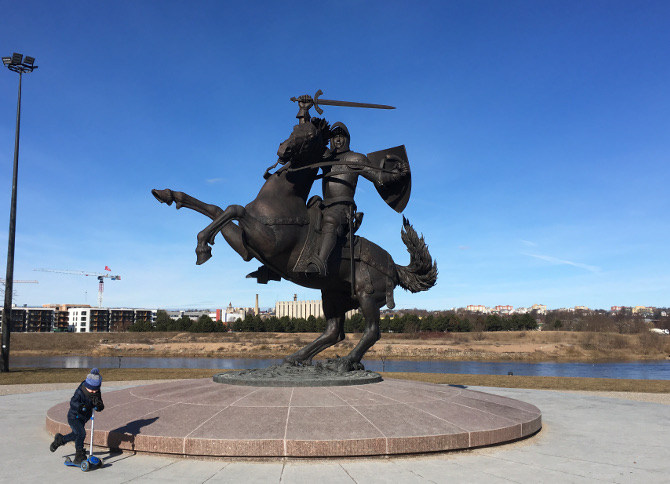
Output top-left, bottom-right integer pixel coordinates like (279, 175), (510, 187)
(303, 122), (408, 276)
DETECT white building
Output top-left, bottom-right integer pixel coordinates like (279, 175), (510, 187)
(167, 310), (211, 321)
(68, 307), (110, 332)
(530, 304), (547, 315)
(223, 303), (246, 323)
(275, 298), (358, 319)
(494, 305), (513, 315)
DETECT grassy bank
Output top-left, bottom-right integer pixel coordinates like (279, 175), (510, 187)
(1, 367), (669, 393)
(11, 330), (670, 361)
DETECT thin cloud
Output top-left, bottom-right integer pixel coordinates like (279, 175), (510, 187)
(458, 245), (470, 250)
(523, 253), (600, 273)
(519, 239), (537, 247)
(206, 178), (225, 184)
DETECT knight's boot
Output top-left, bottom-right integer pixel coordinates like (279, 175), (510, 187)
(73, 448), (87, 465)
(246, 265), (282, 284)
(50, 433), (64, 452)
(304, 257), (327, 276)
(305, 230), (337, 276)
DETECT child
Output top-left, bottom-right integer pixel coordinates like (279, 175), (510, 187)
(50, 368), (105, 464)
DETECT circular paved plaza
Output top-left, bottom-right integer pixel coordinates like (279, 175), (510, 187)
(46, 378), (541, 458)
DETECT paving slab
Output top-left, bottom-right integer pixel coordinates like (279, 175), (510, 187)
(2, 381), (669, 483)
(45, 378), (541, 457)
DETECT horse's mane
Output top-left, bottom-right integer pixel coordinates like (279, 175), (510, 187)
(310, 118), (331, 149)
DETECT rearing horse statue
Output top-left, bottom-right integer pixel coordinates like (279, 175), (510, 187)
(152, 118), (437, 371)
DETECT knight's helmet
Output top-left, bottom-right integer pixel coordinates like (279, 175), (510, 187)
(329, 122), (350, 153)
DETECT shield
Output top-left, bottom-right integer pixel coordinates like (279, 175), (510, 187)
(367, 145), (411, 213)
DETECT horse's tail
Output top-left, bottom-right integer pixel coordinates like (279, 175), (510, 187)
(395, 216), (438, 293)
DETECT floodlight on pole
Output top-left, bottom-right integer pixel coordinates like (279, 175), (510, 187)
(1, 53), (37, 372)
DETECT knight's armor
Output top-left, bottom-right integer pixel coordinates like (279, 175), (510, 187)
(305, 122), (368, 276)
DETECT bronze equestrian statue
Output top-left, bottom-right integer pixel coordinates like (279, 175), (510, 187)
(152, 92), (437, 371)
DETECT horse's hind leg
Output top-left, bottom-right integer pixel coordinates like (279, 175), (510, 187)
(152, 188), (223, 220)
(283, 291), (347, 366)
(343, 293), (382, 370)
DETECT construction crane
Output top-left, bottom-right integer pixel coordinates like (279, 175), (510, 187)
(0, 279), (38, 300)
(34, 268), (121, 308)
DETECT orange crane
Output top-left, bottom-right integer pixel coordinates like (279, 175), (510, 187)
(34, 268), (120, 308)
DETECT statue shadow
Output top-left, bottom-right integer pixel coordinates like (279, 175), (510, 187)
(106, 417), (159, 453)
(448, 384), (468, 389)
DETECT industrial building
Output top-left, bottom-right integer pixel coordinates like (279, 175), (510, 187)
(275, 295), (358, 319)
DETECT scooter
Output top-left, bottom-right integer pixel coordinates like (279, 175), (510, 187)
(64, 409), (104, 471)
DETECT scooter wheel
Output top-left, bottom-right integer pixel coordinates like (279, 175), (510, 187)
(80, 460), (90, 472)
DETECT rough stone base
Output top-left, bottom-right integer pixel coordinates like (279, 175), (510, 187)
(213, 364), (382, 387)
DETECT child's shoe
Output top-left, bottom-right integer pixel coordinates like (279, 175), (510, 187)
(73, 449), (87, 465)
(49, 433), (64, 452)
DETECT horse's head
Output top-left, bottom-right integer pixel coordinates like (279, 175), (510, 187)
(277, 118), (330, 167)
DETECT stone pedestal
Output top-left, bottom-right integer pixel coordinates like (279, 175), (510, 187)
(46, 378), (541, 457)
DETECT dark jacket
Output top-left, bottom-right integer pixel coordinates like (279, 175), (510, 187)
(66, 381), (104, 422)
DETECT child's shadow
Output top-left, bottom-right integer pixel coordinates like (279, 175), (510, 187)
(106, 417), (159, 453)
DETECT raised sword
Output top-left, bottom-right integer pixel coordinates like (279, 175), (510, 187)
(291, 89), (395, 115)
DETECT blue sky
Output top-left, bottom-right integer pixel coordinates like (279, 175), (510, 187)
(1, 0), (668, 311)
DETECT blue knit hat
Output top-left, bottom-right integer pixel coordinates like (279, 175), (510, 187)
(84, 368), (102, 390)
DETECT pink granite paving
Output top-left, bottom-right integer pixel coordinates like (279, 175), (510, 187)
(45, 378), (541, 457)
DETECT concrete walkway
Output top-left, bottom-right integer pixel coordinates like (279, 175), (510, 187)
(1, 381), (668, 483)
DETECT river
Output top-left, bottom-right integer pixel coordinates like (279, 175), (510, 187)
(11, 356), (670, 380)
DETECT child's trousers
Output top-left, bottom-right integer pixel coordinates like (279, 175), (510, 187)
(63, 416), (86, 450)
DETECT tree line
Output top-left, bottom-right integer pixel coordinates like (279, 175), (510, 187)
(128, 310), (538, 333)
(543, 309), (670, 334)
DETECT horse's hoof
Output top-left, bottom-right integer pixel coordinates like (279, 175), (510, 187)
(283, 354), (314, 367)
(195, 245), (212, 265)
(323, 357), (364, 373)
(282, 357), (300, 367)
(151, 188), (173, 206)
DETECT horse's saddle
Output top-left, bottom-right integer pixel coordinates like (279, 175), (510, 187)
(249, 196), (396, 308)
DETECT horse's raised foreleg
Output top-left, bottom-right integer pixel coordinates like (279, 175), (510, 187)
(198, 209), (281, 265)
(283, 291), (348, 366)
(152, 188), (223, 219)
(220, 223), (252, 262)
(153, 189), (252, 262)
(196, 204), (247, 264)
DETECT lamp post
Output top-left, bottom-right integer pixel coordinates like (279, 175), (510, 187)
(1, 53), (37, 372)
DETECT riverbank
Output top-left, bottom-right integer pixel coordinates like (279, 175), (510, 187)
(11, 330), (670, 361)
(2, 367), (670, 395)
